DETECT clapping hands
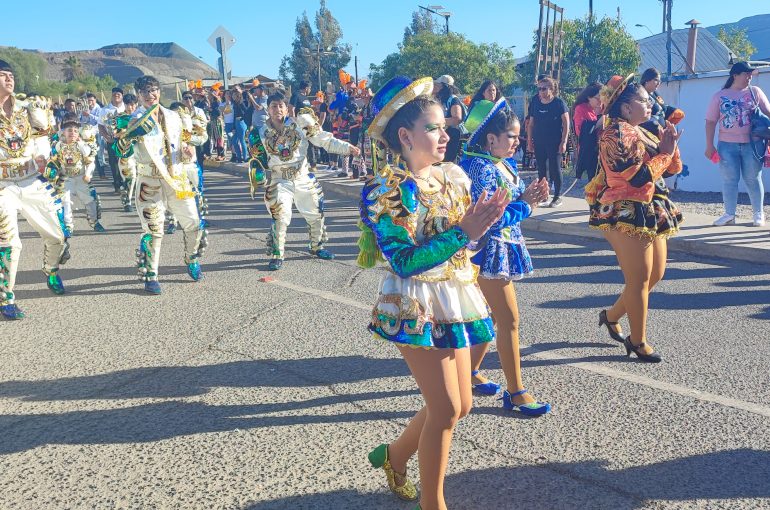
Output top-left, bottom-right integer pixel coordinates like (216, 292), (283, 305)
(459, 188), (511, 241)
(658, 121), (683, 155)
(520, 177), (550, 208)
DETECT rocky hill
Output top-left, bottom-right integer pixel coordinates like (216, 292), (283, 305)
(30, 42), (218, 87)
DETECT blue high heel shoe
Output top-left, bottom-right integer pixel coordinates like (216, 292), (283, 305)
(499, 389), (551, 416)
(471, 370), (501, 395)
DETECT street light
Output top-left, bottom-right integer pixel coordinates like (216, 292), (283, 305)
(302, 43), (337, 93)
(635, 23), (655, 37)
(419, 4), (452, 35)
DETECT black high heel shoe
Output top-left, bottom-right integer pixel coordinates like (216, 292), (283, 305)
(623, 336), (662, 363)
(599, 310), (625, 343)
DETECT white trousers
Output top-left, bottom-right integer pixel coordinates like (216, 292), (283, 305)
(62, 176), (98, 229)
(0, 175), (66, 302)
(168, 163), (205, 226)
(135, 176), (202, 278)
(263, 173), (326, 259)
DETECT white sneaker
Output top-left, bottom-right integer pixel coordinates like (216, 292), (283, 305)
(713, 214), (736, 226)
(752, 212), (766, 227)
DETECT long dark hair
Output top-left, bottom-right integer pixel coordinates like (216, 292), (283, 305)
(723, 74), (737, 90)
(383, 95), (440, 155)
(470, 80), (502, 104)
(640, 68), (660, 85)
(435, 82), (459, 104)
(574, 82), (602, 107)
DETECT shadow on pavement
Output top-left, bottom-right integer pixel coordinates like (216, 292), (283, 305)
(0, 397), (414, 455)
(0, 357), (412, 402)
(243, 449), (770, 509)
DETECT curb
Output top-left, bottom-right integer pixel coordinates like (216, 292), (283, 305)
(205, 161), (769, 266)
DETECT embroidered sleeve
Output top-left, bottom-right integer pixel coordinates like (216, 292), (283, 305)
(296, 111), (352, 155)
(600, 123), (672, 187)
(360, 169), (469, 278)
(463, 157), (531, 228)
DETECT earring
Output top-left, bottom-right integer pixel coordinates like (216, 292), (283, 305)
(407, 142), (413, 151)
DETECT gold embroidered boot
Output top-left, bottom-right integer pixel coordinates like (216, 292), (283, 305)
(368, 443), (418, 501)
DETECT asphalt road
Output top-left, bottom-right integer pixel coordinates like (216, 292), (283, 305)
(1, 169), (769, 509)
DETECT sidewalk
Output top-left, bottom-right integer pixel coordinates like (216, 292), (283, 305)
(206, 160), (770, 266)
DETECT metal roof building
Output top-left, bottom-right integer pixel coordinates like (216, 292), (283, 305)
(637, 28), (736, 76)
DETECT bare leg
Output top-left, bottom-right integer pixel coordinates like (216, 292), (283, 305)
(603, 230), (655, 353)
(388, 345), (472, 510)
(469, 342), (491, 385)
(478, 278), (535, 405)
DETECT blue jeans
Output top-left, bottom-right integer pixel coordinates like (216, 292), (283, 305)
(233, 119), (248, 161)
(717, 140), (765, 215)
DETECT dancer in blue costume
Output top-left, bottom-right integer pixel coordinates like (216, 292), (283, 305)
(459, 98), (552, 415)
(360, 76), (510, 510)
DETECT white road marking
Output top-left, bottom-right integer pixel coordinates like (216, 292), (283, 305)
(268, 278), (770, 419)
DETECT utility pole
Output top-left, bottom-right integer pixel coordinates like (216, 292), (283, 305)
(666, 0), (673, 78)
(418, 5), (452, 35)
(303, 43), (337, 93)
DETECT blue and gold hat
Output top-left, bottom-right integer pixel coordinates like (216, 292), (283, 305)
(367, 76), (434, 142)
(465, 97), (509, 147)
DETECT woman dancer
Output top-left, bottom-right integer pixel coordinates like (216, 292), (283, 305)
(360, 76), (510, 510)
(586, 75), (683, 362)
(459, 98), (551, 414)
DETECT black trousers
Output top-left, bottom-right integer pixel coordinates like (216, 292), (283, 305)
(534, 141), (563, 198)
(108, 149), (123, 192)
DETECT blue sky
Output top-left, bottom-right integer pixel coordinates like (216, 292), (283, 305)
(3, 0), (767, 81)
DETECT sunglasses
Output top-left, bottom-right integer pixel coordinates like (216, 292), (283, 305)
(182, 96), (193, 100)
(537, 86), (550, 91)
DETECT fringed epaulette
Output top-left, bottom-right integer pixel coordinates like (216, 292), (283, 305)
(357, 164), (418, 268)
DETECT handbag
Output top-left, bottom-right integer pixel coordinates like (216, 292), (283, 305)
(749, 87), (770, 139)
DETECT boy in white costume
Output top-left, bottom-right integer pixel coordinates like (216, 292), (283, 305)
(250, 92), (359, 270)
(50, 114), (104, 233)
(112, 76), (204, 295)
(0, 60), (67, 320)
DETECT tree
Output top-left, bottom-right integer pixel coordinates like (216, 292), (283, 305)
(403, 10), (441, 43)
(0, 47), (46, 92)
(717, 27), (756, 61)
(0, 46), (116, 99)
(279, 0), (352, 92)
(63, 56), (84, 81)
(520, 15), (640, 103)
(369, 32), (516, 95)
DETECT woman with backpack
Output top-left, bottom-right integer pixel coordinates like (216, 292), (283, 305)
(705, 61), (770, 227)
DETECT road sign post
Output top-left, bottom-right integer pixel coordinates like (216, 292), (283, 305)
(208, 26), (236, 90)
